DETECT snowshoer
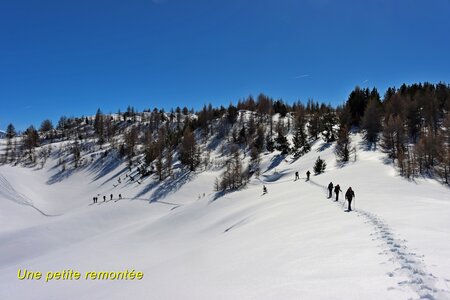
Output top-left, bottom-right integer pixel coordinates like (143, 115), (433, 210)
(328, 182), (334, 198)
(110, 194), (113, 200)
(119, 194), (122, 200)
(306, 170), (311, 181)
(345, 187), (355, 211)
(93, 197), (95, 204)
(103, 195), (106, 202)
(295, 172), (299, 180)
(334, 184), (342, 201)
(263, 185), (267, 194)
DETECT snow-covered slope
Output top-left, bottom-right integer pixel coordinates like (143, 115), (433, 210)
(1, 133), (449, 300)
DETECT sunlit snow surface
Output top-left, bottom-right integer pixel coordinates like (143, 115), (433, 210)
(1, 133), (449, 300)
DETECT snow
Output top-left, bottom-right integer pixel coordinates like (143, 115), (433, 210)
(1, 133), (450, 299)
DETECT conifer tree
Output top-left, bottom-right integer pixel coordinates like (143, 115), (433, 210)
(94, 109), (105, 144)
(320, 112), (338, 143)
(275, 127), (290, 154)
(362, 97), (382, 143)
(6, 123), (16, 139)
(335, 126), (352, 162)
(265, 134), (274, 152)
(292, 124), (310, 158)
(313, 156), (326, 175)
(179, 127), (199, 171)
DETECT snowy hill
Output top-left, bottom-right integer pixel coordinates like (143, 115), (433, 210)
(1, 132), (449, 300)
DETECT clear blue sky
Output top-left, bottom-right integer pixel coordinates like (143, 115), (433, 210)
(1, 0), (450, 131)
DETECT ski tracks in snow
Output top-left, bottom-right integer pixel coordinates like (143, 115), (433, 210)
(357, 210), (450, 300)
(0, 173), (56, 217)
(307, 179), (449, 299)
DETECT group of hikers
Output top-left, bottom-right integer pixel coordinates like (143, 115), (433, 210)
(327, 182), (355, 211)
(92, 193), (122, 204)
(295, 170), (311, 181)
(264, 170), (356, 211)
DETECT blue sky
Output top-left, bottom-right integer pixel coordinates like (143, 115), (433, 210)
(1, 0), (450, 131)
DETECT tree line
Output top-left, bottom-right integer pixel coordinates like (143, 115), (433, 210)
(2, 82), (449, 188)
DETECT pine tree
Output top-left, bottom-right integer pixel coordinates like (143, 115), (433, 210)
(40, 119), (54, 133)
(313, 156), (326, 175)
(214, 177), (220, 191)
(124, 126), (139, 158)
(6, 123), (16, 139)
(179, 128), (199, 171)
(308, 112), (321, 140)
(4, 123), (16, 163)
(320, 112), (338, 143)
(266, 134), (274, 152)
(165, 149), (173, 178)
(335, 126), (352, 162)
(361, 97), (382, 143)
(380, 115), (405, 163)
(253, 125), (265, 153)
(94, 109), (105, 144)
(23, 125), (39, 154)
(292, 124), (310, 158)
(275, 129), (290, 154)
(72, 141), (81, 168)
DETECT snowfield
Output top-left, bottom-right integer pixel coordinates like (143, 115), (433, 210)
(1, 133), (450, 300)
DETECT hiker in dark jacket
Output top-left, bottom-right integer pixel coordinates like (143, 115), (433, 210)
(295, 171), (299, 181)
(263, 185), (267, 194)
(345, 187), (355, 211)
(110, 194), (113, 200)
(334, 184), (342, 201)
(328, 182), (334, 198)
(103, 195), (106, 202)
(306, 170), (311, 181)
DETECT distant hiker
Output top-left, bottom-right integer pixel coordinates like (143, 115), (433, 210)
(103, 195), (106, 202)
(295, 171), (299, 180)
(328, 182), (334, 198)
(345, 187), (355, 211)
(119, 194), (122, 200)
(93, 197), (96, 204)
(263, 185), (267, 194)
(306, 170), (311, 181)
(334, 184), (342, 201)
(110, 194), (113, 200)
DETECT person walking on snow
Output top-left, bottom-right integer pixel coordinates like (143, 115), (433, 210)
(119, 194), (122, 200)
(110, 194), (113, 200)
(345, 187), (355, 211)
(93, 197), (96, 204)
(103, 195), (106, 202)
(328, 182), (334, 198)
(306, 170), (311, 181)
(295, 171), (299, 181)
(334, 184), (342, 201)
(263, 185), (267, 194)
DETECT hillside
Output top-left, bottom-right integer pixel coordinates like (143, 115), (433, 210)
(1, 131), (449, 300)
